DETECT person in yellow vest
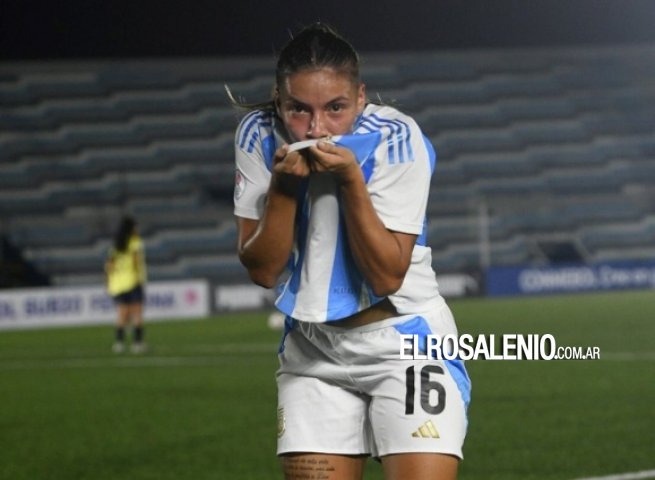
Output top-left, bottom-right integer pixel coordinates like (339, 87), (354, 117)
(105, 216), (147, 353)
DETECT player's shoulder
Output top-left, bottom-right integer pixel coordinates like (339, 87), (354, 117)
(237, 108), (274, 124)
(356, 103), (420, 132)
(236, 109), (275, 144)
(128, 235), (144, 251)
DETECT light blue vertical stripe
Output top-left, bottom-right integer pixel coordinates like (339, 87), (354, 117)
(361, 114), (413, 164)
(393, 316), (433, 352)
(238, 112), (272, 154)
(278, 316), (296, 354)
(387, 136), (396, 164)
(416, 217), (428, 246)
(335, 132), (381, 183)
(246, 130), (259, 153)
(325, 213), (364, 320)
(444, 359), (472, 410)
(238, 112), (260, 150)
(262, 134), (276, 171)
(275, 181), (310, 316)
(423, 134), (437, 173)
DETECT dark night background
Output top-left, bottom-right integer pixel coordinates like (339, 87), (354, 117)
(2, 0), (655, 60)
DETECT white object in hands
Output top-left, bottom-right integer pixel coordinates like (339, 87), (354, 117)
(287, 137), (333, 153)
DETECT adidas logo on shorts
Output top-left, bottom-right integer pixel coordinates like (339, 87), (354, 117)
(411, 420), (440, 439)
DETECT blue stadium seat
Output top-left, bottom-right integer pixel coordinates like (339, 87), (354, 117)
(2, 45), (654, 284)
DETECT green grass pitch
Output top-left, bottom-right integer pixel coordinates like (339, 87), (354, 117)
(1, 290), (654, 479)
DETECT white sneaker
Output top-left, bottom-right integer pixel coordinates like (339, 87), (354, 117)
(112, 342), (126, 354)
(130, 343), (148, 354)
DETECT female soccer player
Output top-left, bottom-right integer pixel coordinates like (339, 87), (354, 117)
(105, 215), (147, 354)
(232, 23), (470, 480)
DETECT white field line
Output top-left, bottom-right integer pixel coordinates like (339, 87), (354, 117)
(0, 342), (279, 371)
(1, 348), (655, 372)
(572, 469), (655, 480)
(599, 352), (655, 361)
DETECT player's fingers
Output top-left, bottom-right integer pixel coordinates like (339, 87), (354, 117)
(312, 142), (356, 168)
(306, 147), (331, 172)
(278, 144), (290, 156)
(274, 148), (300, 169)
(273, 144), (289, 163)
(316, 140), (340, 154)
(274, 150), (312, 177)
(309, 156), (327, 172)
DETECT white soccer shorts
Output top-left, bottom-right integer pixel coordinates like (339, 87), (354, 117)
(276, 303), (471, 459)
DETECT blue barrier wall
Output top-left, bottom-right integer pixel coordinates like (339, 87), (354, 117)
(486, 261), (655, 296)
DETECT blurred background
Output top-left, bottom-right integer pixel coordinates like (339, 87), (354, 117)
(1, 0), (655, 312)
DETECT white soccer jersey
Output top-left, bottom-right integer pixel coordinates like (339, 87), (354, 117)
(234, 103), (444, 322)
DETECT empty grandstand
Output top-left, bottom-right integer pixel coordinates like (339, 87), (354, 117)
(1, 44), (655, 288)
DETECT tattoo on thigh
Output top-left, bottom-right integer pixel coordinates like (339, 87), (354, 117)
(283, 456), (337, 480)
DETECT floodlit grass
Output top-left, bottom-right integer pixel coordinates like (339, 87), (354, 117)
(452, 291), (655, 480)
(1, 290), (654, 479)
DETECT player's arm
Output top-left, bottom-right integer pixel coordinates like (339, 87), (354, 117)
(309, 141), (415, 297)
(132, 250), (145, 283)
(104, 257), (113, 289)
(339, 172), (416, 297)
(237, 145), (310, 288)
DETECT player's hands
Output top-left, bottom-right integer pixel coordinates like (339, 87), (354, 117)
(307, 141), (361, 184)
(270, 141), (362, 194)
(272, 145), (312, 177)
(270, 145), (311, 196)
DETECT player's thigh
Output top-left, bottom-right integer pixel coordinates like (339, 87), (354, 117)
(116, 303), (130, 324)
(281, 453), (367, 480)
(381, 452), (459, 480)
(277, 373), (371, 455)
(128, 302), (144, 324)
(363, 309), (470, 460)
(366, 357), (468, 459)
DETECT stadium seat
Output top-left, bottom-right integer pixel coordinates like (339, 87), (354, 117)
(2, 45), (654, 285)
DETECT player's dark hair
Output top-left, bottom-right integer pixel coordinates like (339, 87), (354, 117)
(275, 23), (360, 86)
(226, 22), (360, 111)
(114, 216), (136, 252)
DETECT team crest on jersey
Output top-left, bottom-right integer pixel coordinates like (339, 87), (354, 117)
(234, 169), (246, 199)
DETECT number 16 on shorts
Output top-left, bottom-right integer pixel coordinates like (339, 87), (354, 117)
(405, 365), (446, 415)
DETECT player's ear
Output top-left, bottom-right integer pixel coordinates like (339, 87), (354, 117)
(274, 87), (282, 116)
